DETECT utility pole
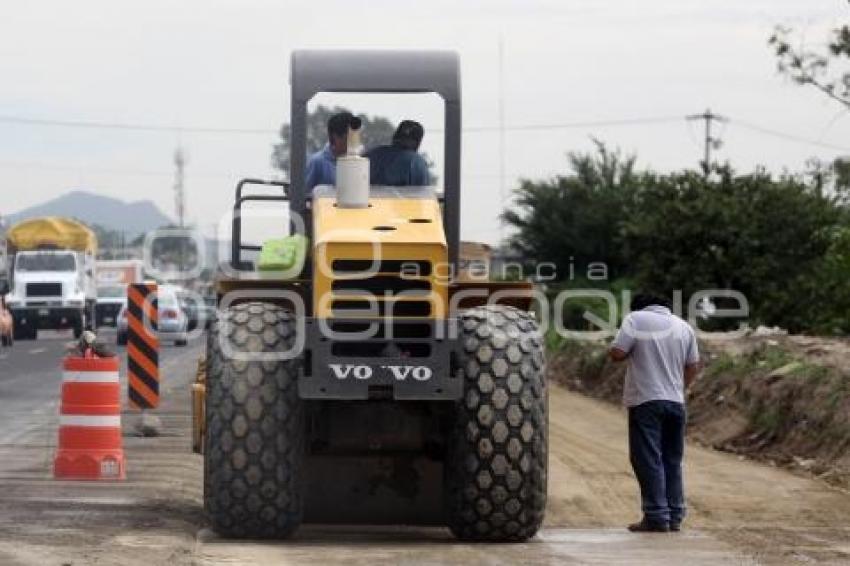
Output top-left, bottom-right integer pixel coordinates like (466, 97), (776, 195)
(173, 146), (187, 278)
(686, 108), (727, 175)
(497, 34), (506, 245)
(173, 147), (186, 228)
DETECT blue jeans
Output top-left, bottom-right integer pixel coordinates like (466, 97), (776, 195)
(628, 400), (686, 525)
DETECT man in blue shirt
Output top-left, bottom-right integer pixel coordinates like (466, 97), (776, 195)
(366, 120), (430, 187)
(304, 111), (354, 192)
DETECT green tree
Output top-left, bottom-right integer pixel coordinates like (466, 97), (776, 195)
(622, 166), (842, 331)
(502, 142), (850, 333)
(770, 24), (850, 110)
(271, 105), (396, 176)
(769, 24), (850, 204)
(501, 141), (637, 279)
(808, 225), (850, 333)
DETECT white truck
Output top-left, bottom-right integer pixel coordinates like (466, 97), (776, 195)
(95, 259), (143, 327)
(5, 217), (98, 340)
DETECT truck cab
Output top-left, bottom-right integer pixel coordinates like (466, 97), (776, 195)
(6, 249), (96, 339)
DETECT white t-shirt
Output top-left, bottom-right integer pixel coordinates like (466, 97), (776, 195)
(611, 305), (700, 407)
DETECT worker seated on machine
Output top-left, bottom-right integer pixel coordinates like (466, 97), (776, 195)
(365, 120), (431, 187)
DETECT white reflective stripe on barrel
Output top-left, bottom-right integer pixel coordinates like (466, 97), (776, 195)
(62, 371), (120, 383)
(59, 415), (122, 427)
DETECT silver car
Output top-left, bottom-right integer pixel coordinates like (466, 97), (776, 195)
(116, 285), (188, 347)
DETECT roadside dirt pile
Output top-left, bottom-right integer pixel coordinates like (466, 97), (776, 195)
(548, 333), (850, 489)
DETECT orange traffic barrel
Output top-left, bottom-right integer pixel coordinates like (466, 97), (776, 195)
(53, 356), (125, 480)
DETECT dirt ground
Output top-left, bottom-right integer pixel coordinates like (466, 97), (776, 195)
(555, 330), (850, 485)
(545, 386), (850, 564)
(197, 386), (850, 564)
(2, 335), (850, 564)
(701, 332), (850, 375)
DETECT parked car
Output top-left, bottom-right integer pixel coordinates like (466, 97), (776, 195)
(0, 295), (14, 347)
(116, 285), (188, 347)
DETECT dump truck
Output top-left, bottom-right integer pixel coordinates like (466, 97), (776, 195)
(5, 217), (97, 339)
(197, 50), (547, 542)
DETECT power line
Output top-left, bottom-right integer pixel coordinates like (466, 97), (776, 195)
(0, 114), (275, 135)
(0, 112), (683, 136)
(463, 116), (684, 132)
(0, 158), (243, 179)
(1, 111), (848, 154)
(731, 119), (850, 153)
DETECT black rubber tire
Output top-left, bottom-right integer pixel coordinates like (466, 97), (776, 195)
(72, 312), (84, 339)
(204, 302), (304, 539)
(86, 302), (96, 331)
(445, 305), (548, 542)
(13, 321), (31, 341)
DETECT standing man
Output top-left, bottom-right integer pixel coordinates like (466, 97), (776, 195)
(304, 111), (355, 192)
(366, 120), (430, 187)
(609, 293), (701, 533)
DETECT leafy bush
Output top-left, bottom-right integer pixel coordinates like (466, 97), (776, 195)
(504, 144), (850, 334)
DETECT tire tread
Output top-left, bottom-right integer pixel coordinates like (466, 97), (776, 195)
(204, 302), (303, 539)
(446, 305), (548, 542)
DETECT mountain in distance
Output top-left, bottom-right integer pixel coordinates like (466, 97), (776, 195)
(4, 190), (172, 236)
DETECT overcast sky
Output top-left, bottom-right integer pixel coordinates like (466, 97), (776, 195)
(1, 0), (848, 245)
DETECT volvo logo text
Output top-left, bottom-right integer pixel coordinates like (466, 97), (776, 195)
(329, 364), (373, 380)
(328, 364), (433, 382)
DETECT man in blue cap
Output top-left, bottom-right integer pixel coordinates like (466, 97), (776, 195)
(367, 120), (430, 187)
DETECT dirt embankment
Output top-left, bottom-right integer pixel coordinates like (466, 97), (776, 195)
(548, 333), (850, 490)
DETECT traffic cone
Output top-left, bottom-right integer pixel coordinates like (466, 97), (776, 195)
(53, 355), (126, 480)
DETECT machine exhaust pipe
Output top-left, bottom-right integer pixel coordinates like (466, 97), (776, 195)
(335, 116), (370, 209)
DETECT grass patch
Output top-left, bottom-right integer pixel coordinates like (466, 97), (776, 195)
(759, 345), (796, 371)
(753, 405), (783, 434)
(791, 363), (830, 383)
(706, 353), (738, 376)
(708, 345), (803, 379)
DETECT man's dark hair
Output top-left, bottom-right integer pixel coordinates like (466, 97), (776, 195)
(392, 120), (424, 150)
(630, 292), (672, 311)
(327, 112), (354, 138)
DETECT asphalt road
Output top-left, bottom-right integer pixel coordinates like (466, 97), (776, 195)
(0, 328), (198, 452)
(0, 330), (114, 452)
(0, 329), (845, 564)
(0, 328), (206, 566)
